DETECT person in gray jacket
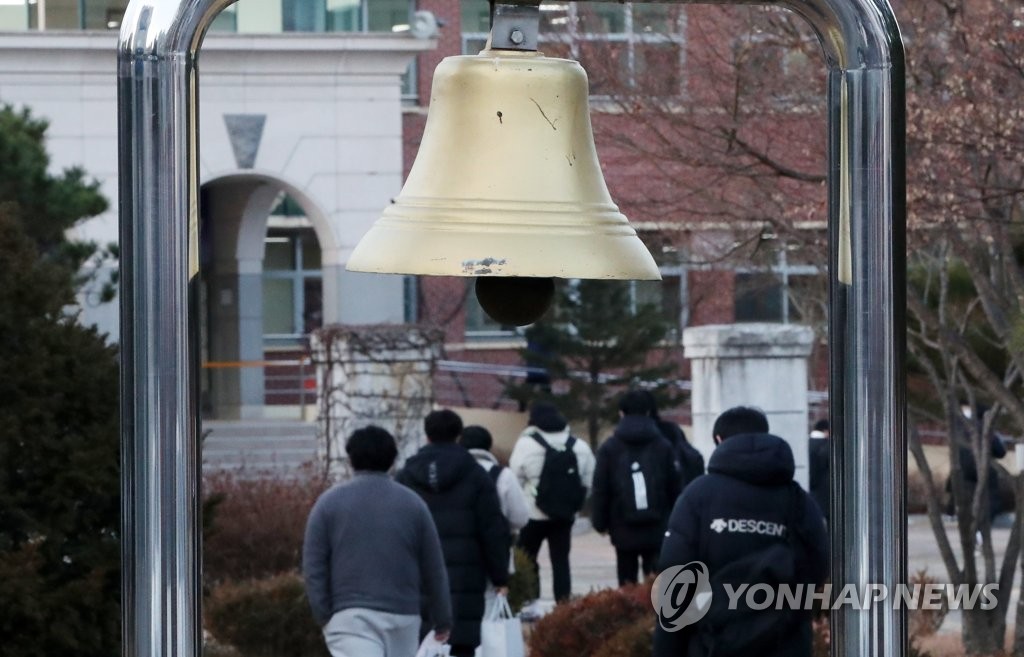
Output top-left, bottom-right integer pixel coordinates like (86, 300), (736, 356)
(302, 425), (452, 657)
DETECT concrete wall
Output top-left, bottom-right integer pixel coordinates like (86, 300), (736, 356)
(684, 323), (814, 488)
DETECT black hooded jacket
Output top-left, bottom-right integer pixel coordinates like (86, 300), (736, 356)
(591, 415), (682, 551)
(396, 442), (510, 649)
(654, 433), (828, 657)
(657, 419), (706, 489)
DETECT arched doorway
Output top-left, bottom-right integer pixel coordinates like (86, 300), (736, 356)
(199, 172), (336, 420)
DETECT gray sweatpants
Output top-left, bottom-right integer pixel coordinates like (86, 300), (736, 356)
(323, 608), (421, 657)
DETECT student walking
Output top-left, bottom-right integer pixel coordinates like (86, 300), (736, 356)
(397, 410), (511, 657)
(461, 424), (531, 532)
(654, 407), (828, 657)
(509, 401), (595, 602)
(591, 390), (681, 585)
(302, 426), (452, 657)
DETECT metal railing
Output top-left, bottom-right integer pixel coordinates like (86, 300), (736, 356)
(202, 358), (315, 418)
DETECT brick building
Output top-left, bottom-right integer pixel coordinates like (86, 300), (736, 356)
(401, 1), (830, 412)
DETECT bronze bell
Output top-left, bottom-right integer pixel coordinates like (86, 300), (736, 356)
(347, 48), (661, 323)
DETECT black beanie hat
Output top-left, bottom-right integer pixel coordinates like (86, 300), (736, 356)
(529, 402), (567, 432)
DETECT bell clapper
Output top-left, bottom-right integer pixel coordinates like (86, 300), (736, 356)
(475, 277), (555, 327)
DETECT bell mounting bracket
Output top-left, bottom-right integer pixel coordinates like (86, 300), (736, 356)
(490, 2), (541, 51)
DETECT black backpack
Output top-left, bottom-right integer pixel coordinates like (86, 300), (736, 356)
(488, 463), (505, 485)
(615, 440), (670, 524)
(697, 483), (805, 657)
(531, 432), (587, 522)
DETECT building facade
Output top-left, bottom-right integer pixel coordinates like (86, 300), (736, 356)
(0, 6), (431, 418)
(1, 0), (829, 420)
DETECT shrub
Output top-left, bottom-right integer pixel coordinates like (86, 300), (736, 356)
(528, 587), (648, 657)
(908, 569), (948, 638)
(508, 546), (539, 614)
(205, 572), (327, 657)
(813, 615), (933, 657)
(592, 615), (655, 657)
(203, 468), (329, 585)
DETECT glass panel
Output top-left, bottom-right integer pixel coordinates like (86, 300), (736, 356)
(633, 4), (684, 35)
(735, 272), (783, 322)
(743, 39), (785, 82)
(461, 0), (490, 34)
(208, 4), (238, 33)
(0, 2), (30, 30)
(300, 233), (321, 270)
(538, 38), (573, 61)
(263, 279), (296, 335)
(43, 0), (78, 29)
(264, 237), (295, 271)
(786, 273), (826, 324)
(302, 278), (323, 334)
(576, 2), (626, 34)
(236, 0), (282, 33)
(326, 0), (359, 31)
(635, 42), (682, 95)
(635, 276), (681, 323)
(539, 3), (571, 35)
(82, 0), (128, 29)
(284, 0), (326, 31)
(271, 194), (305, 217)
(367, 0), (409, 31)
(576, 40), (628, 95)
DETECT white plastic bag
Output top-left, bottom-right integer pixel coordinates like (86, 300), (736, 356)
(479, 595), (524, 657)
(416, 633), (451, 657)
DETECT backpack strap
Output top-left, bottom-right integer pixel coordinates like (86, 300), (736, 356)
(488, 463), (505, 484)
(531, 431), (577, 453)
(530, 431), (554, 451)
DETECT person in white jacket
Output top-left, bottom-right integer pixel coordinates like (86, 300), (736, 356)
(508, 401), (595, 602)
(461, 425), (531, 532)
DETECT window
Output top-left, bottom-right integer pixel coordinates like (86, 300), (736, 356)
(631, 271), (684, 339)
(461, 1), (687, 96)
(462, 270), (685, 341)
(2, 0), (129, 29)
(733, 246), (821, 324)
(262, 224), (323, 346)
(204, 0), (412, 34)
(735, 272), (784, 322)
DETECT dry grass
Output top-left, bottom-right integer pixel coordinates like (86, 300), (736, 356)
(916, 627), (1020, 657)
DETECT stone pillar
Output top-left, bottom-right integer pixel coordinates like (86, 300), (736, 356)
(312, 324), (443, 479)
(683, 323), (815, 489)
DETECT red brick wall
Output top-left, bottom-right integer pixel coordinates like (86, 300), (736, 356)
(400, 6), (829, 410)
(688, 269), (735, 326)
(415, 0), (464, 101)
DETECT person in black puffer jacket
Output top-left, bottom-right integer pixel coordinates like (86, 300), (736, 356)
(640, 390), (706, 490)
(397, 409), (510, 657)
(653, 407), (828, 657)
(591, 390), (682, 586)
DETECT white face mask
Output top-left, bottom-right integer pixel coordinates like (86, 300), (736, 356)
(962, 405), (973, 419)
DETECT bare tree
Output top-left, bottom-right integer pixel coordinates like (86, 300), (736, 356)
(574, 0), (1024, 651)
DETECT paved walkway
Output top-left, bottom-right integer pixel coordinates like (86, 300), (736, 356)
(531, 515), (1019, 635)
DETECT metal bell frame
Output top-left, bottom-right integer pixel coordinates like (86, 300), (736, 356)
(117, 0), (906, 656)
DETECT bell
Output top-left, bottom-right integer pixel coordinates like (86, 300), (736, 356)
(346, 49), (661, 283)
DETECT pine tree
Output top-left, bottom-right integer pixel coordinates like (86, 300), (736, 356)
(508, 279), (681, 446)
(0, 106), (119, 657)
